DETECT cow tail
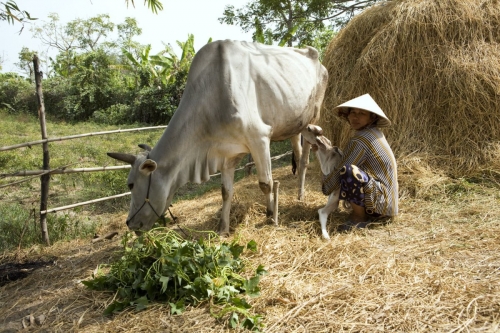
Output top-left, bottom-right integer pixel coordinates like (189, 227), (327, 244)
(291, 151), (297, 175)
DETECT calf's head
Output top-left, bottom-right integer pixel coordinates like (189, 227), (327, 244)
(302, 125), (330, 148)
(107, 146), (169, 232)
(301, 124), (343, 175)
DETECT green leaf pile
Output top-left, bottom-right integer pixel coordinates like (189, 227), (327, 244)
(82, 228), (267, 331)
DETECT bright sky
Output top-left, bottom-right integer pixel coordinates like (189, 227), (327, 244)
(0, 0), (253, 73)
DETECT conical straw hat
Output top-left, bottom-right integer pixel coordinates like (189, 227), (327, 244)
(333, 94), (391, 127)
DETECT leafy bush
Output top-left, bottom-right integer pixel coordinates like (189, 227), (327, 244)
(92, 103), (132, 125)
(0, 72), (36, 114)
(83, 228), (266, 331)
(41, 76), (73, 119)
(127, 68), (188, 125)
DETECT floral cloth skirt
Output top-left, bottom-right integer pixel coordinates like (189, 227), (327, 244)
(339, 164), (382, 218)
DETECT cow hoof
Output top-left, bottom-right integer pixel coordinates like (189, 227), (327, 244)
(218, 227), (230, 237)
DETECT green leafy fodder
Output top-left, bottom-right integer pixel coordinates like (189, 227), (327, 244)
(83, 228), (266, 331)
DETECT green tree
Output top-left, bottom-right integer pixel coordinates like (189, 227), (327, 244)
(117, 17), (143, 54)
(0, 1), (36, 27)
(120, 34), (201, 89)
(32, 13), (117, 78)
(66, 14), (115, 52)
(1, 0), (163, 26)
(121, 44), (162, 88)
(14, 47), (37, 79)
(219, 0), (380, 47)
(157, 34), (199, 85)
(125, 34), (203, 124)
(126, 0), (163, 14)
(31, 13), (75, 53)
(52, 48), (124, 121)
(32, 13), (114, 53)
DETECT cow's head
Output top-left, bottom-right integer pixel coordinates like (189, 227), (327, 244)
(107, 144), (169, 232)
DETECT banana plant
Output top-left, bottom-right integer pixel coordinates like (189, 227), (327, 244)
(157, 34), (197, 84)
(151, 34), (212, 86)
(121, 44), (161, 88)
(120, 34), (212, 88)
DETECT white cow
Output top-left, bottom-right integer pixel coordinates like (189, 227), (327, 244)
(301, 124), (343, 240)
(107, 40), (328, 235)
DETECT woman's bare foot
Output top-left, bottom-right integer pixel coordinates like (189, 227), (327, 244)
(349, 202), (369, 223)
(337, 202), (371, 232)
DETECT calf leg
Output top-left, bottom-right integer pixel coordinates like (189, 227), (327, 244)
(318, 188), (340, 240)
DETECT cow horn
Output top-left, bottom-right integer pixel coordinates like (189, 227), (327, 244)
(107, 152), (136, 165)
(138, 143), (152, 152)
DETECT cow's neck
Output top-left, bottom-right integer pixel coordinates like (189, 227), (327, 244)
(149, 113), (215, 198)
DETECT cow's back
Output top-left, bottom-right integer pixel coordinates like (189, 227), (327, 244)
(179, 40), (328, 142)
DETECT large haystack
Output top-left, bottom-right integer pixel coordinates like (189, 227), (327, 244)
(321, 0), (500, 177)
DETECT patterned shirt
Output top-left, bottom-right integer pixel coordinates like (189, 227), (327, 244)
(322, 127), (399, 216)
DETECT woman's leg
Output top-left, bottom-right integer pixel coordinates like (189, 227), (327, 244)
(338, 164), (372, 227)
(350, 202), (368, 223)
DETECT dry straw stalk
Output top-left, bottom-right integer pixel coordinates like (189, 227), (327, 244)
(321, 0), (500, 177)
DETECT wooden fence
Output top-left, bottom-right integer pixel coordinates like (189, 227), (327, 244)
(0, 56), (291, 245)
(0, 56), (174, 245)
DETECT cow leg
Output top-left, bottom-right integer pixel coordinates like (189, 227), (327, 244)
(318, 189), (340, 240)
(297, 136), (311, 201)
(219, 166), (236, 236)
(249, 138), (274, 217)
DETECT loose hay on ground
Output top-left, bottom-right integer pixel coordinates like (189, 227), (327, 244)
(1, 163), (499, 332)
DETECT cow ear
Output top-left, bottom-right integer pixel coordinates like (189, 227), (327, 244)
(315, 137), (325, 149)
(307, 124), (323, 136)
(139, 159), (157, 175)
(107, 152), (136, 165)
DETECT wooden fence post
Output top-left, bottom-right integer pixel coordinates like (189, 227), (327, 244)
(34, 55), (50, 245)
(273, 180), (279, 226)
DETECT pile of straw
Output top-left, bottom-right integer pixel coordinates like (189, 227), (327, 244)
(1, 165), (499, 332)
(321, 0), (500, 177)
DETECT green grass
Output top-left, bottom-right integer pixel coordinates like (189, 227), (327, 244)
(0, 110), (161, 251)
(0, 202), (98, 250)
(0, 110), (296, 251)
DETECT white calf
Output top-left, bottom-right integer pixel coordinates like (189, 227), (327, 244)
(301, 125), (343, 240)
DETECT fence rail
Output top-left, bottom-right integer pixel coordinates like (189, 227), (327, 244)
(0, 126), (167, 152)
(2, 55), (293, 245)
(34, 151), (292, 215)
(1, 165), (131, 178)
(40, 192), (132, 215)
